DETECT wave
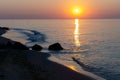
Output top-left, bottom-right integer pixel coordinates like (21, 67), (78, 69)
(12, 28), (46, 43)
(2, 28), (47, 47)
(71, 57), (118, 80)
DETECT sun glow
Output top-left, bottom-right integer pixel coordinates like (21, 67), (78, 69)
(71, 7), (83, 18)
(73, 8), (82, 15)
(74, 9), (79, 14)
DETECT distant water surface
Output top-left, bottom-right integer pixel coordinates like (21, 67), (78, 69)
(0, 19), (120, 80)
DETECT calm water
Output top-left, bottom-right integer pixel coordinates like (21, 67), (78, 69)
(1, 19), (120, 80)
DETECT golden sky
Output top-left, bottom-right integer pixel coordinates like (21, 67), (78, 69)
(0, 0), (120, 19)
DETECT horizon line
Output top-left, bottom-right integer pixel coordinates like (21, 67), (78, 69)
(0, 18), (120, 20)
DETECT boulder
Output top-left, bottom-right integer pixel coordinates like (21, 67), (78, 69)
(0, 27), (9, 30)
(2, 27), (9, 30)
(12, 42), (29, 50)
(48, 43), (64, 50)
(32, 44), (43, 51)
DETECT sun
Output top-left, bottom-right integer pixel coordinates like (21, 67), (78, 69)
(71, 7), (83, 18)
(74, 9), (79, 14)
(73, 8), (82, 15)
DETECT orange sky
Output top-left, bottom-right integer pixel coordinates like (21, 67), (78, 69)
(0, 0), (120, 19)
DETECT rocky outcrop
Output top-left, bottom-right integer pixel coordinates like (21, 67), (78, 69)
(32, 44), (43, 51)
(0, 27), (9, 35)
(0, 27), (9, 30)
(12, 42), (29, 50)
(48, 43), (64, 50)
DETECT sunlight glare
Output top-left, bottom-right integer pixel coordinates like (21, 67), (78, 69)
(75, 9), (79, 14)
(73, 8), (82, 15)
(68, 65), (77, 71)
(74, 19), (80, 47)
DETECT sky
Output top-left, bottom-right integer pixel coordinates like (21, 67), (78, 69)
(0, 0), (120, 19)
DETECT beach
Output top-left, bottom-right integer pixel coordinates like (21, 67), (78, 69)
(1, 19), (120, 80)
(0, 27), (98, 80)
(0, 0), (120, 79)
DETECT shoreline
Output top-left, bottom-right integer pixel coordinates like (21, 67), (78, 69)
(0, 49), (97, 80)
(48, 54), (105, 80)
(0, 27), (105, 80)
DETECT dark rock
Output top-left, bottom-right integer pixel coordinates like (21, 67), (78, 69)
(12, 42), (29, 50)
(0, 27), (9, 35)
(48, 43), (64, 50)
(32, 44), (43, 51)
(2, 27), (9, 30)
(0, 27), (9, 30)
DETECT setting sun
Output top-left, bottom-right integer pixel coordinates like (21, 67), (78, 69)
(74, 9), (80, 14)
(74, 8), (82, 14)
(72, 7), (83, 17)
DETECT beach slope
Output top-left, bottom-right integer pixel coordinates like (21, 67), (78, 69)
(0, 50), (96, 80)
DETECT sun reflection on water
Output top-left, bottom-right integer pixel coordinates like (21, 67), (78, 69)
(74, 19), (80, 47)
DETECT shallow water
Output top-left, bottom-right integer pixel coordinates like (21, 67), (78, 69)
(1, 19), (120, 80)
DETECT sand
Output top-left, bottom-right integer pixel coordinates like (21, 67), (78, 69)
(0, 50), (97, 80)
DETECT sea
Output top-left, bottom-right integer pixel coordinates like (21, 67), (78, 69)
(0, 19), (120, 80)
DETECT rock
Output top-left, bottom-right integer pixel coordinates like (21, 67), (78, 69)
(12, 42), (29, 50)
(48, 43), (64, 50)
(2, 27), (9, 30)
(0, 27), (9, 30)
(0, 27), (9, 35)
(32, 44), (43, 51)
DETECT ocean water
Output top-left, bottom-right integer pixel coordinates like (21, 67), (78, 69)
(0, 19), (120, 80)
